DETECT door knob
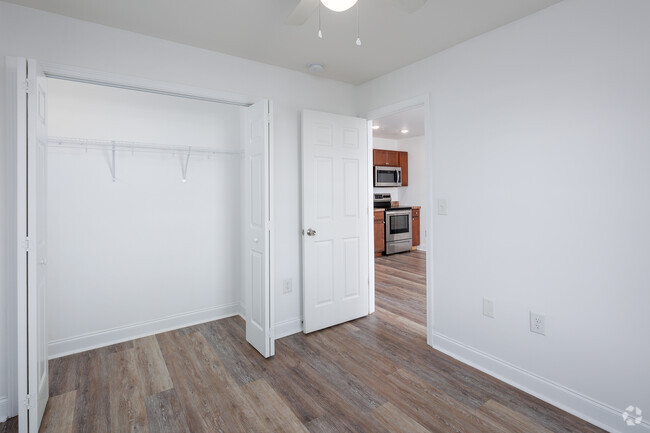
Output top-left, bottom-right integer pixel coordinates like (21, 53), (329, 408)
(306, 228), (316, 236)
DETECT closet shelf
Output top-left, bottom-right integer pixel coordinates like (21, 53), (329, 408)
(48, 136), (241, 182)
(47, 136), (243, 156)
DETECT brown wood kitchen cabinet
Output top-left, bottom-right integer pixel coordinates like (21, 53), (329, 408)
(373, 149), (400, 167)
(412, 206), (420, 247)
(374, 210), (385, 257)
(399, 151), (408, 186)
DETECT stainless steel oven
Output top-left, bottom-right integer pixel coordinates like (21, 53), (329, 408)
(385, 208), (412, 255)
(374, 166), (402, 187)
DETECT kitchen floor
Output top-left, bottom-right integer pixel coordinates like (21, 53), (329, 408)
(375, 250), (427, 332)
(0, 250), (605, 433)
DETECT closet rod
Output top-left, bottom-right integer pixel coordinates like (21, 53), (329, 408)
(45, 73), (252, 108)
(47, 136), (243, 156)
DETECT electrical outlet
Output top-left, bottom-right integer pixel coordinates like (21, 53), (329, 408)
(530, 312), (546, 335)
(483, 298), (495, 318)
(283, 279), (292, 294)
(437, 199), (448, 215)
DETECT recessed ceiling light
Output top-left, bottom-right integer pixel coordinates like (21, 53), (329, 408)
(372, 125), (380, 130)
(308, 63), (324, 74)
(400, 129), (409, 134)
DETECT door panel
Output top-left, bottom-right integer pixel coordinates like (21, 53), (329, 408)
(17, 57), (49, 433)
(244, 100), (274, 358)
(302, 110), (369, 333)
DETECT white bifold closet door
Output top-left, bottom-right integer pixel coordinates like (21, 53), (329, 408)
(16, 57), (49, 433)
(301, 110), (369, 333)
(243, 99), (274, 358)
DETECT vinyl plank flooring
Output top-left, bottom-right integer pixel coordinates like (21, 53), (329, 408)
(133, 335), (173, 396)
(48, 355), (78, 398)
(72, 348), (111, 433)
(0, 417), (18, 433)
(478, 399), (554, 433)
(240, 378), (309, 433)
(304, 415), (359, 433)
(145, 389), (191, 433)
(372, 402), (430, 433)
(37, 250), (604, 433)
(40, 391), (76, 433)
(108, 349), (150, 433)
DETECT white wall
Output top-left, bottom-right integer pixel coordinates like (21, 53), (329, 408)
(362, 0), (650, 430)
(0, 0), (360, 417)
(46, 79), (242, 356)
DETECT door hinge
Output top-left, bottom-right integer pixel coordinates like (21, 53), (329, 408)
(24, 237), (30, 251)
(266, 114), (272, 124)
(24, 394), (33, 409)
(24, 79), (31, 94)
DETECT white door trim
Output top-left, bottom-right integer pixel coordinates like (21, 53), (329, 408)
(365, 94), (434, 346)
(15, 57), (29, 432)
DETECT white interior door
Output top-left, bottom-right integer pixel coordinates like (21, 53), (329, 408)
(243, 99), (274, 358)
(302, 110), (369, 333)
(17, 58), (49, 433)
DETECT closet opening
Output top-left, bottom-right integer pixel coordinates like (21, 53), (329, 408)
(14, 58), (273, 431)
(45, 77), (240, 356)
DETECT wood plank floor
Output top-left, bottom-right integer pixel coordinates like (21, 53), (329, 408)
(0, 250), (606, 433)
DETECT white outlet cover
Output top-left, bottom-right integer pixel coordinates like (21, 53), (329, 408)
(483, 298), (494, 318)
(530, 312), (546, 335)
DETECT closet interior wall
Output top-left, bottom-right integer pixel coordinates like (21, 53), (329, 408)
(46, 78), (243, 357)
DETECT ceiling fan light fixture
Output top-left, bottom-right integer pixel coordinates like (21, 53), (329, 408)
(321, 0), (358, 12)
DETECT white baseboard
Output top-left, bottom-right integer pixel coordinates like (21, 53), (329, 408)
(274, 317), (303, 339)
(432, 332), (648, 433)
(48, 303), (240, 359)
(0, 396), (8, 423)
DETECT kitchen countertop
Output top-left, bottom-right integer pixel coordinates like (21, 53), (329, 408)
(374, 205), (420, 212)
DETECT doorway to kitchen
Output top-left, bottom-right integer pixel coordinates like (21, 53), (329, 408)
(367, 97), (433, 342)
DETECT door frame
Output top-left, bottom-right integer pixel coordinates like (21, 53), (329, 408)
(365, 94), (434, 346)
(6, 58), (276, 416)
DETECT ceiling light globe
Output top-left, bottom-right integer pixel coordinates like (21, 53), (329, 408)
(321, 0), (358, 12)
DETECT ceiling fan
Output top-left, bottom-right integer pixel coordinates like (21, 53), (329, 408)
(285, 0), (428, 26)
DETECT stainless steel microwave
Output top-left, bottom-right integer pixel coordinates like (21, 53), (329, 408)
(374, 166), (402, 187)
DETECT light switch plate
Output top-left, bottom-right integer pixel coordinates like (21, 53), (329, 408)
(283, 279), (292, 294)
(483, 298), (495, 318)
(438, 199), (448, 215)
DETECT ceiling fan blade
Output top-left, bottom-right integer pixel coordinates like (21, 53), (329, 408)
(386, 0), (427, 13)
(285, 0), (320, 25)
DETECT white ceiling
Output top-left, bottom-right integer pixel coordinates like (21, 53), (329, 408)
(373, 105), (425, 139)
(5, 0), (562, 84)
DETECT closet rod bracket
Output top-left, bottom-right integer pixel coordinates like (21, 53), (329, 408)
(110, 141), (116, 182)
(181, 147), (192, 183)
